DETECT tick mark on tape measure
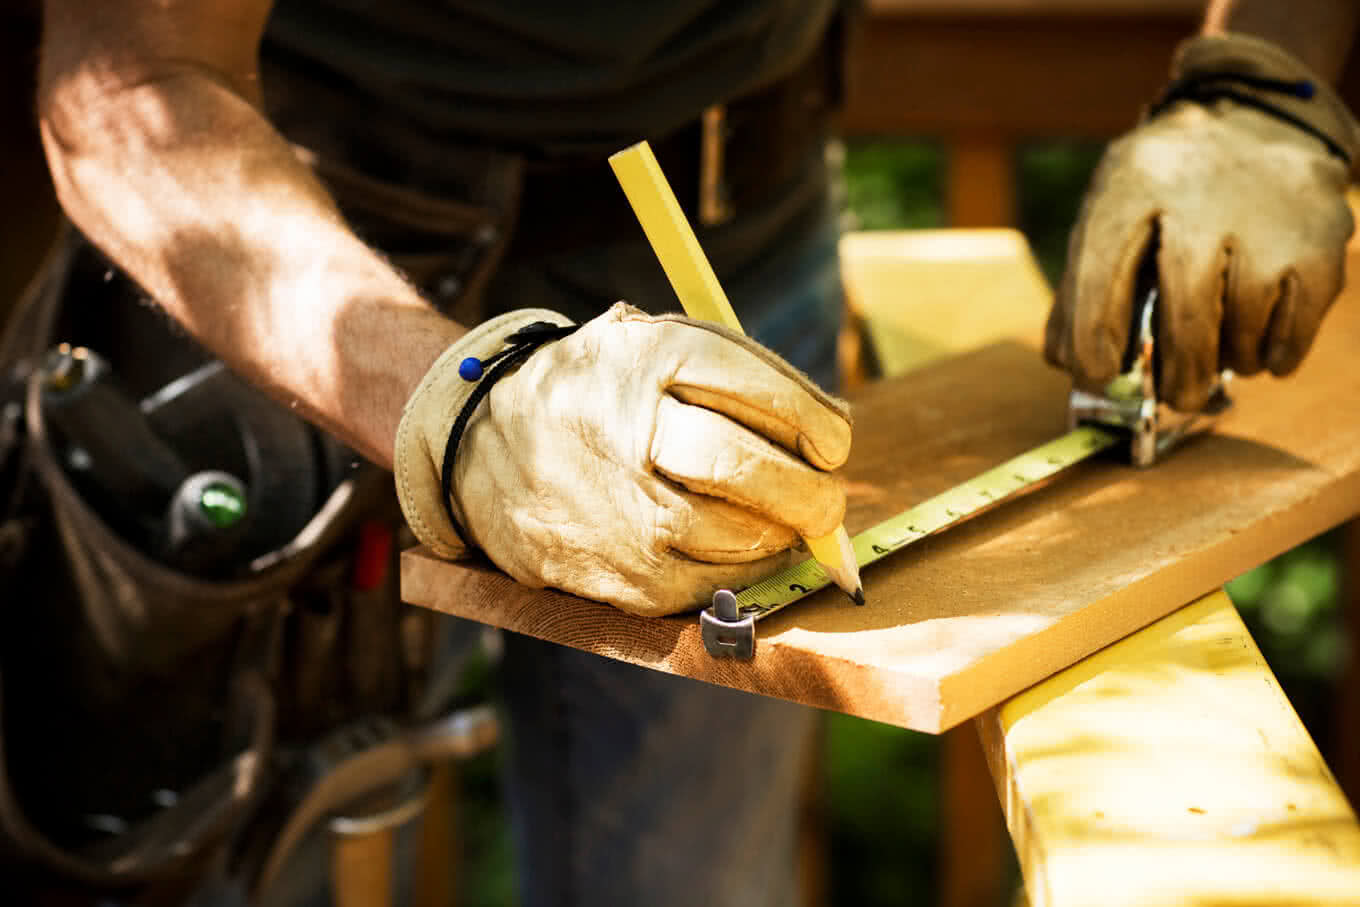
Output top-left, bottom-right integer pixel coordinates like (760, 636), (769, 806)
(1013, 474), (1029, 483)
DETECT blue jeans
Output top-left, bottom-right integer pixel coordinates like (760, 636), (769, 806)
(486, 145), (842, 907)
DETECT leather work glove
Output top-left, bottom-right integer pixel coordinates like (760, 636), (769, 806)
(394, 303), (852, 617)
(1046, 33), (1359, 411)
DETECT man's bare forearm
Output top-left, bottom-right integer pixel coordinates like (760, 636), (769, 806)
(38, 6), (465, 469)
(1204, 0), (1360, 82)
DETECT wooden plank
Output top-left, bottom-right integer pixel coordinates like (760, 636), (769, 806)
(840, 229), (1050, 378)
(841, 229), (1042, 907)
(402, 233), (1360, 732)
(977, 589), (1360, 906)
(845, 5), (1360, 172)
(843, 14), (1192, 138)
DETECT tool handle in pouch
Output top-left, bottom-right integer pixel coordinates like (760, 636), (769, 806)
(39, 345), (192, 543)
(38, 345), (254, 574)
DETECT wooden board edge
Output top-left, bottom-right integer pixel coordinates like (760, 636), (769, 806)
(934, 466), (1360, 731)
(400, 546), (952, 732)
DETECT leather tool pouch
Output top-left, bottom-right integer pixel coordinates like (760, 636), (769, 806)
(0, 83), (520, 894)
(0, 228), (414, 899)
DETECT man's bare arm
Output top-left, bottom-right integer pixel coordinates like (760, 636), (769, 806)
(39, 0), (466, 469)
(1204, 0), (1360, 83)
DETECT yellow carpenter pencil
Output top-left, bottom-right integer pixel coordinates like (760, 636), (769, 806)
(608, 140), (864, 605)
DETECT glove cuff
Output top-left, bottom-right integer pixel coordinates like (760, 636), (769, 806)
(394, 308), (575, 558)
(1157, 32), (1360, 171)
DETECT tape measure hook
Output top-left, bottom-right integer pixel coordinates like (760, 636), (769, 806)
(701, 589), (755, 658)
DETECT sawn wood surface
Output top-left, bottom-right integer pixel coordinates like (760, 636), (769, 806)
(977, 590), (1360, 906)
(402, 262), (1360, 734)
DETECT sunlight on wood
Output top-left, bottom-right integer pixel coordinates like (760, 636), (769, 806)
(980, 590), (1360, 907)
(839, 228), (1050, 381)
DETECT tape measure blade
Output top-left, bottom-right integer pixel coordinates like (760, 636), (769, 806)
(731, 426), (1119, 621)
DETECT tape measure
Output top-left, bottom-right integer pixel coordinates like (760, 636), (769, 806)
(700, 425), (1123, 657)
(698, 267), (1234, 659)
(744, 426), (1117, 615)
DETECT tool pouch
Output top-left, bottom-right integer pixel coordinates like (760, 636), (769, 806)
(0, 102), (516, 893)
(0, 54), (522, 899)
(0, 226), (410, 898)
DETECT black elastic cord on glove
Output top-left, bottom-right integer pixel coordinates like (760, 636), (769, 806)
(1149, 71), (1349, 164)
(439, 321), (580, 548)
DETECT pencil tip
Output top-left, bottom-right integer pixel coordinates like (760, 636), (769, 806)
(851, 588), (866, 606)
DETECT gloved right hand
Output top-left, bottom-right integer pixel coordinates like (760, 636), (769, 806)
(1045, 33), (1359, 411)
(394, 302), (852, 617)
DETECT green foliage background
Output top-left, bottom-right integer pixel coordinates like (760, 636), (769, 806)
(455, 138), (1349, 907)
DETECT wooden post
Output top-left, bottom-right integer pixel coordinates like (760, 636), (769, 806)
(940, 140), (1019, 907)
(946, 135), (1015, 229)
(417, 762), (459, 907)
(939, 724), (1011, 907)
(1338, 522), (1360, 808)
(331, 825), (396, 907)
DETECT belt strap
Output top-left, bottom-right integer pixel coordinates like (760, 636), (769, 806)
(512, 38), (841, 257)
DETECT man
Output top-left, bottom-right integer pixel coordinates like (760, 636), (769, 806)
(25, 3), (854, 904)
(17, 0), (1359, 904)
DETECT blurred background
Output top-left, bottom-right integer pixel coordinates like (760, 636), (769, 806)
(1, 2), (1356, 906)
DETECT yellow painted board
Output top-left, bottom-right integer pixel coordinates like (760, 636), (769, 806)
(839, 228), (1052, 376)
(978, 589), (1360, 907)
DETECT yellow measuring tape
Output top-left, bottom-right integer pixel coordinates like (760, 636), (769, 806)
(730, 425), (1120, 621)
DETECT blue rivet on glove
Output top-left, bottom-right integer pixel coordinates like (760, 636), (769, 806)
(459, 357), (484, 381)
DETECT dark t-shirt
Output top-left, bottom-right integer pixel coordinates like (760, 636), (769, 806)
(263, 0), (838, 156)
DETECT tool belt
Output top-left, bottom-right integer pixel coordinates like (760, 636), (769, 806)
(0, 228), (454, 902)
(511, 33), (844, 257)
